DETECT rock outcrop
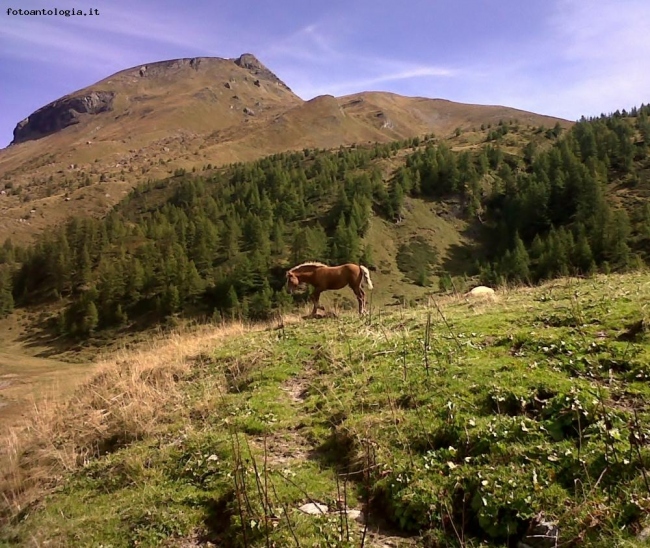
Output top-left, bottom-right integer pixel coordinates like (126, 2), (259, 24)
(234, 53), (292, 91)
(11, 91), (115, 145)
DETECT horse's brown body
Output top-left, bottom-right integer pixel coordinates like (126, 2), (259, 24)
(286, 262), (374, 316)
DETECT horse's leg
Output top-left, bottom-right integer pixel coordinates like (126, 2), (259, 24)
(352, 285), (366, 315)
(310, 289), (322, 316)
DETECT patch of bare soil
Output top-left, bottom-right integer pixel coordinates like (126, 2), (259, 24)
(250, 429), (313, 468)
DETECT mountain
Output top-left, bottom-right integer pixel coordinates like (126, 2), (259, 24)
(9, 54), (298, 147)
(0, 53), (572, 244)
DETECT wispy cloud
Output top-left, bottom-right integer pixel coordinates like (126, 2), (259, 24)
(61, 4), (225, 52)
(266, 21), (356, 69)
(265, 20), (455, 99)
(409, 0), (650, 120)
(544, 0), (650, 117)
(1, 19), (129, 68)
(306, 66), (457, 97)
(0, 2), (226, 71)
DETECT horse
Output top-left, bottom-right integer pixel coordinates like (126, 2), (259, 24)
(286, 262), (374, 316)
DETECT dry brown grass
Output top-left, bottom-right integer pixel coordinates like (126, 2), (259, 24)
(0, 313), (301, 523)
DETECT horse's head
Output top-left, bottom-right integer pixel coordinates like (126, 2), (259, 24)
(286, 270), (300, 293)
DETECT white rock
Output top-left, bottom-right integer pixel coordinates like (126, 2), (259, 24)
(346, 509), (364, 523)
(298, 502), (328, 515)
(467, 286), (495, 297)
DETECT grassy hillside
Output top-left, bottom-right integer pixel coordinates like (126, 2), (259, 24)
(2, 271), (650, 547)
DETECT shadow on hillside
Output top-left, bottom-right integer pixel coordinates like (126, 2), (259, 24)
(16, 314), (83, 359)
(15, 308), (183, 361)
(302, 311), (339, 320)
(305, 430), (421, 544)
(440, 217), (490, 277)
(199, 492), (236, 545)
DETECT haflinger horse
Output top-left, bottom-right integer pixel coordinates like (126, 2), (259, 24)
(286, 262), (374, 316)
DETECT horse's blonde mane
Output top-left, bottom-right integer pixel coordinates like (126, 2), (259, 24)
(289, 261), (327, 272)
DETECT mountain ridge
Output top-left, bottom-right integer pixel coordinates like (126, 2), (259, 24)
(9, 53), (295, 146)
(0, 53), (572, 245)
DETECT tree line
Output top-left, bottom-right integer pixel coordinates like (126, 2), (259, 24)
(0, 141), (415, 333)
(383, 107), (650, 285)
(0, 106), (648, 335)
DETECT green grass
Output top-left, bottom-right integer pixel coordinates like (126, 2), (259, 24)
(3, 271), (650, 547)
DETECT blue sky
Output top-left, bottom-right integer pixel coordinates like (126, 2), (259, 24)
(1, 0), (649, 148)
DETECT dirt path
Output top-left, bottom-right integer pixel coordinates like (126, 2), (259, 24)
(249, 358), (420, 547)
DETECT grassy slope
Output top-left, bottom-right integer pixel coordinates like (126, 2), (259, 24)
(0, 133), (501, 409)
(0, 306), (96, 433)
(2, 271), (650, 547)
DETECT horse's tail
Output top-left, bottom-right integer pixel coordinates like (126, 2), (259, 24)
(359, 265), (374, 290)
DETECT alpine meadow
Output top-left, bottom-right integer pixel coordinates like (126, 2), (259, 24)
(1, 53), (650, 548)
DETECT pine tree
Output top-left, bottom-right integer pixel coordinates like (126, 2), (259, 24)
(389, 182), (405, 220)
(259, 193), (274, 227)
(125, 258), (146, 305)
(0, 268), (14, 318)
(244, 215), (271, 256)
(478, 262), (497, 286)
(577, 124), (597, 160)
(224, 285), (240, 319)
(548, 228), (570, 278)
(332, 216), (350, 263)
(605, 209), (631, 269)
(415, 267), (430, 287)
(271, 220), (285, 256)
(360, 245), (375, 268)
(639, 202), (650, 240)
(498, 250), (513, 281)
(477, 149), (489, 175)
(523, 141), (537, 165)
(240, 296), (250, 320)
(350, 197), (371, 235)
(291, 229), (310, 265)
(438, 271), (453, 293)
(249, 279), (273, 320)
(573, 225), (596, 275)
(509, 233), (531, 282)
(534, 233), (554, 281)
(82, 300), (99, 335)
(234, 255), (257, 295)
(306, 225), (329, 261)
(639, 113), (650, 147)
(77, 245), (93, 290)
(0, 238), (15, 265)
(184, 260), (204, 303)
(373, 180), (393, 219)
(221, 216), (241, 259)
(114, 303), (128, 326)
(346, 219), (361, 263)
(273, 288), (294, 314)
(412, 170), (422, 195)
(163, 285), (181, 315)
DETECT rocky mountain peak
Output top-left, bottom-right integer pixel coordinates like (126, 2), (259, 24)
(233, 53), (292, 91)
